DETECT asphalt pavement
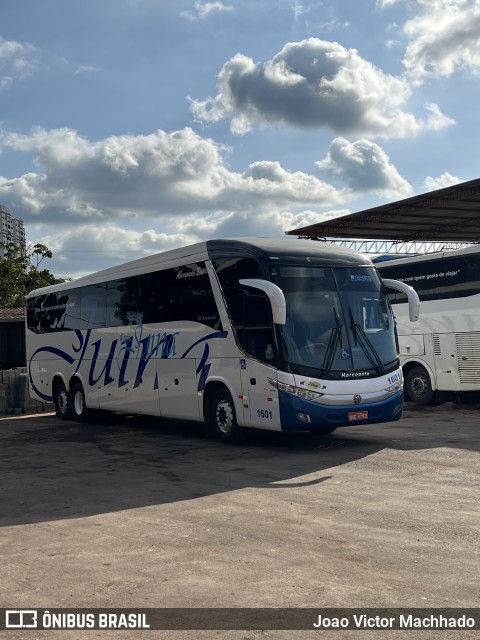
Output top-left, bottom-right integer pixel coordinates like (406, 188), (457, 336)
(1, 402), (479, 639)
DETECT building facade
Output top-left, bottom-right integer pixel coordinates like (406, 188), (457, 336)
(1, 205), (26, 255)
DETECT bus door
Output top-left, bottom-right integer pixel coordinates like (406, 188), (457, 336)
(239, 295), (281, 430)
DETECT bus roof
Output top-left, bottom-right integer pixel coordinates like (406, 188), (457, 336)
(206, 238), (372, 264)
(27, 237), (372, 298)
(375, 243), (480, 269)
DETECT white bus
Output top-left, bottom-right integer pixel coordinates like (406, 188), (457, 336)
(377, 245), (480, 405)
(26, 238), (418, 443)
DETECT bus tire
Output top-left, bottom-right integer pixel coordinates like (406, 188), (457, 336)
(209, 388), (249, 445)
(54, 381), (72, 421)
(405, 365), (434, 405)
(71, 381), (90, 422)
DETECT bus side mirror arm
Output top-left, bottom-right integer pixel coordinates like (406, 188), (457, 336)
(382, 278), (420, 322)
(239, 279), (287, 325)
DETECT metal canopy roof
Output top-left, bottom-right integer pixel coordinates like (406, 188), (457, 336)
(287, 178), (480, 244)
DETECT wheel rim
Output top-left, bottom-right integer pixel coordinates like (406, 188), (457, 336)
(411, 374), (428, 397)
(73, 390), (84, 416)
(58, 389), (69, 414)
(216, 399), (234, 434)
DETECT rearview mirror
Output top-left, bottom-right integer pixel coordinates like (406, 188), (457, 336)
(382, 278), (420, 322)
(239, 278), (286, 325)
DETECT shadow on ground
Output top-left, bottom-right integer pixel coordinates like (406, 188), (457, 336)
(1, 402), (478, 527)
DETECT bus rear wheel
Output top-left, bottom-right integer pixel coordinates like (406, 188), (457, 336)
(405, 365), (434, 405)
(54, 381), (72, 421)
(71, 382), (90, 422)
(209, 388), (249, 445)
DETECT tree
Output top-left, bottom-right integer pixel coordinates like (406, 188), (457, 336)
(0, 242), (65, 308)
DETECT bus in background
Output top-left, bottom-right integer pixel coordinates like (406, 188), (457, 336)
(377, 245), (480, 405)
(26, 238), (418, 443)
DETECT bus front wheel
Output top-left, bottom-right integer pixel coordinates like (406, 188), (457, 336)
(209, 388), (249, 445)
(71, 382), (90, 422)
(405, 365), (434, 405)
(54, 381), (72, 421)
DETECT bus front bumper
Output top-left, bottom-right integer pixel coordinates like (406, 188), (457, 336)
(278, 389), (404, 432)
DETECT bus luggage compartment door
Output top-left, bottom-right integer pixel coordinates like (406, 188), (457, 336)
(159, 358), (201, 421)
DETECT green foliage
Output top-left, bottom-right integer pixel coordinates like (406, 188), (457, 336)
(0, 242), (65, 308)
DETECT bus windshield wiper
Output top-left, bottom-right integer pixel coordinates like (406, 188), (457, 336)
(348, 307), (385, 375)
(321, 308), (343, 375)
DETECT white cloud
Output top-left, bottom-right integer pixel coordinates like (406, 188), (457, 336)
(31, 208), (353, 280)
(3, 124), (411, 277)
(397, 0), (480, 78)
(36, 223), (201, 279)
(181, 1), (233, 20)
(283, 208), (352, 230)
(0, 76), (13, 90)
(423, 171), (461, 191)
(74, 65), (99, 75)
(316, 137), (413, 198)
(0, 125), (346, 227)
(0, 35), (37, 89)
(423, 102), (455, 130)
(316, 17), (351, 32)
(189, 38), (452, 138)
(292, 2), (305, 22)
(38, 210), (349, 278)
(0, 124), (419, 277)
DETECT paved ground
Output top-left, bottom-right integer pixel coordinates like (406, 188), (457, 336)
(0, 403), (479, 639)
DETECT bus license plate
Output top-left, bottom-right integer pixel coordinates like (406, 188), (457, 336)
(348, 410), (368, 422)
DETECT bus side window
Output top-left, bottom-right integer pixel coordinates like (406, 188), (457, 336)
(109, 277), (144, 326)
(172, 262), (221, 328)
(141, 271), (171, 324)
(26, 290), (82, 333)
(26, 296), (42, 333)
(106, 279), (126, 327)
(214, 257), (263, 330)
(62, 289), (83, 331)
(81, 284), (107, 329)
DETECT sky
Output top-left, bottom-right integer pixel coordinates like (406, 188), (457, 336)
(0, 0), (479, 279)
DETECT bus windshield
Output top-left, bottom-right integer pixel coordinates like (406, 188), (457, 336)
(272, 265), (398, 378)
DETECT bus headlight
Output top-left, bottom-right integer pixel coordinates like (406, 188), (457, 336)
(268, 378), (324, 401)
(385, 381), (403, 394)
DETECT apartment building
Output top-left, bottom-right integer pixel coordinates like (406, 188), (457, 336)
(0, 205), (26, 255)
